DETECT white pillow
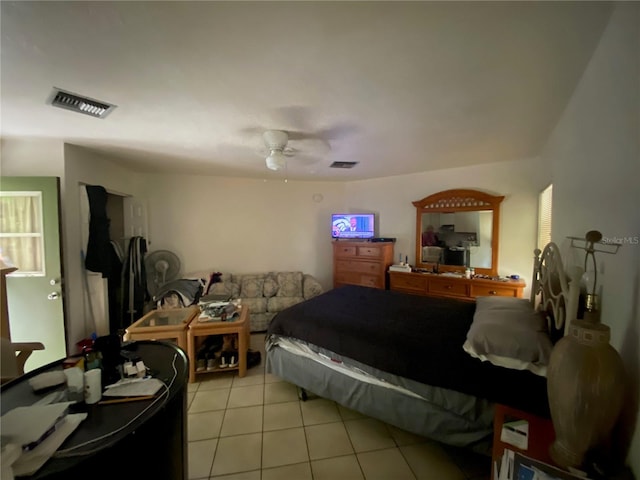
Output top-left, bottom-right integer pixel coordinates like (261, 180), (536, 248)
(464, 296), (552, 377)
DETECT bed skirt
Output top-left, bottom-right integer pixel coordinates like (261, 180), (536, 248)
(266, 335), (494, 455)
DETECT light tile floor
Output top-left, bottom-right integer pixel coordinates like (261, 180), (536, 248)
(187, 333), (491, 480)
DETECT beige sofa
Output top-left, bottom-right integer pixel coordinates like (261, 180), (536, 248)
(193, 271), (323, 332)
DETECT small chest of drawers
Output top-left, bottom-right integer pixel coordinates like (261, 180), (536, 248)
(333, 241), (394, 289)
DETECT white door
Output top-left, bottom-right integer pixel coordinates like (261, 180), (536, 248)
(0, 176), (67, 371)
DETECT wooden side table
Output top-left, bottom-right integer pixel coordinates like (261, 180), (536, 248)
(187, 305), (250, 383)
(124, 306), (199, 352)
(491, 403), (556, 479)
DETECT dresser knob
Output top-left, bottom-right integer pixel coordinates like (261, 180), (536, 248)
(445, 285), (452, 289)
(489, 290), (497, 295)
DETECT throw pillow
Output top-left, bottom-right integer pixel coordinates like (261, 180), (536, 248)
(276, 271), (303, 297)
(241, 277), (265, 298)
(263, 275), (279, 298)
(463, 296), (552, 376)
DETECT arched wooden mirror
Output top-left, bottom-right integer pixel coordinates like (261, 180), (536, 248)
(413, 189), (504, 276)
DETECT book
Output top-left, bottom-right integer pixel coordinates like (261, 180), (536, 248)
(513, 451), (592, 480)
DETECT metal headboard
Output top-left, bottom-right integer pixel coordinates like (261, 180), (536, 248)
(531, 243), (583, 337)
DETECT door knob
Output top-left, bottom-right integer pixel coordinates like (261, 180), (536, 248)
(48, 292), (60, 300)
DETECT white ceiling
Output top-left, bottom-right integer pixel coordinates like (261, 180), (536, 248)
(1, 1), (613, 181)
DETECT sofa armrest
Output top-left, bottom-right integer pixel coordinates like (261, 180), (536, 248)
(303, 274), (323, 299)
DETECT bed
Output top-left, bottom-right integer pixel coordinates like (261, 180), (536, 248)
(265, 243), (582, 454)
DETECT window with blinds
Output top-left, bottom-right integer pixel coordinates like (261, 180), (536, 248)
(537, 184), (553, 250)
(0, 192), (45, 276)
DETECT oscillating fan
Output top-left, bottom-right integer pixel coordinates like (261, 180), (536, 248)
(144, 250), (181, 297)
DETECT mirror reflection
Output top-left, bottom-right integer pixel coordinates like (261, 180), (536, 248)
(413, 189), (503, 276)
(420, 211), (493, 268)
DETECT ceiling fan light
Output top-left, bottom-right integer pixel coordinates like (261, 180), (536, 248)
(266, 150), (286, 171)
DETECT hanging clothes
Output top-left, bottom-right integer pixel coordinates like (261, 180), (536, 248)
(84, 185), (126, 336)
(121, 236), (149, 329)
(84, 185), (112, 276)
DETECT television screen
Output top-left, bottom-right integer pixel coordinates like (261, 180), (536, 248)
(331, 213), (375, 239)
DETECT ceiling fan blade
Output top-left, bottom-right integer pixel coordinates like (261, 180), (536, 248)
(318, 123), (360, 141)
(272, 106), (314, 131)
(291, 153), (324, 167)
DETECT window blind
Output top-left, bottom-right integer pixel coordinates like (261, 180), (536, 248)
(537, 184), (553, 250)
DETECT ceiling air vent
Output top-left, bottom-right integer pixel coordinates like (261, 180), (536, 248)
(330, 161), (359, 169)
(48, 88), (116, 119)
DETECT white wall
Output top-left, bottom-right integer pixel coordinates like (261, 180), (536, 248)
(0, 138), (65, 176)
(63, 144), (144, 351)
(345, 157), (547, 295)
(541, 2), (639, 471)
(139, 174), (346, 289)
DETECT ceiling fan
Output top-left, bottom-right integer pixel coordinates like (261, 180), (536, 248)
(241, 106), (360, 172)
(262, 130), (294, 171)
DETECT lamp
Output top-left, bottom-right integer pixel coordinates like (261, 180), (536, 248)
(568, 230), (621, 320)
(265, 150), (286, 171)
(581, 230), (602, 317)
(546, 230), (624, 474)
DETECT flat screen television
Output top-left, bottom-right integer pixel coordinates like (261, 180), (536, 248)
(331, 213), (376, 239)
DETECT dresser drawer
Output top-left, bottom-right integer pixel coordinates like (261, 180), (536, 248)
(335, 272), (383, 289)
(356, 246), (382, 258)
(428, 277), (468, 297)
(357, 275), (384, 288)
(471, 284), (519, 298)
(334, 245), (357, 257)
(336, 260), (381, 275)
(389, 273), (428, 294)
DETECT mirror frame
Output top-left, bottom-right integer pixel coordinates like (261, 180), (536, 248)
(413, 189), (504, 276)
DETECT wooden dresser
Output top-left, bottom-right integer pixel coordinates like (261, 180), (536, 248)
(389, 270), (525, 300)
(333, 241), (394, 289)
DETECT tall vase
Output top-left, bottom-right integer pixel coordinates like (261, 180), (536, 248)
(546, 319), (625, 469)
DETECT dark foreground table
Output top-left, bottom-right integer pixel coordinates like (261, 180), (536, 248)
(1, 340), (188, 480)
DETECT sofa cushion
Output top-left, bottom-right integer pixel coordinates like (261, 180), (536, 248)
(263, 275), (279, 298)
(276, 271), (303, 297)
(241, 277), (265, 298)
(241, 297), (268, 315)
(268, 296), (305, 313)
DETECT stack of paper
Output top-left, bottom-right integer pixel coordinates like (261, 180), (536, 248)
(103, 377), (164, 397)
(1, 403), (71, 451)
(0, 402), (87, 476)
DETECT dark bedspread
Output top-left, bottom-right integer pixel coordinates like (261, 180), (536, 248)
(267, 285), (549, 417)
